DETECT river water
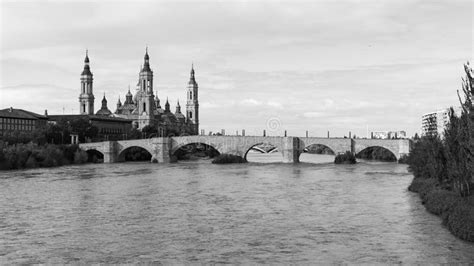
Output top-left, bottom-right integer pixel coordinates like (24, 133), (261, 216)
(1, 153), (473, 264)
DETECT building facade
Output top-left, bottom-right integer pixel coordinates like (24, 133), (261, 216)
(0, 108), (48, 135)
(421, 107), (462, 138)
(48, 114), (132, 142)
(371, 130), (407, 139)
(82, 49), (200, 136)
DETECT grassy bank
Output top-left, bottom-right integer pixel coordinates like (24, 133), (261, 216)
(408, 177), (474, 242)
(0, 143), (88, 170)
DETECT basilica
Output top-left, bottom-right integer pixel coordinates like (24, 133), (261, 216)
(78, 48), (199, 136)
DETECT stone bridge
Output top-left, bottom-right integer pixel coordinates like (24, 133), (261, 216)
(79, 136), (411, 163)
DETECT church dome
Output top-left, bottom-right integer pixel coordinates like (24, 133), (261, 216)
(95, 108), (112, 116)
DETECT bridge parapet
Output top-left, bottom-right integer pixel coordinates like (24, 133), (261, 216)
(79, 136), (412, 163)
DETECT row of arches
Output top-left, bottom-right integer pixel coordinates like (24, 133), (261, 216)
(84, 143), (397, 163)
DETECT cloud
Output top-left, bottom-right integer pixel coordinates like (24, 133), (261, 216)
(201, 102), (221, 109)
(303, 112), (324, 118)
(0, 0), (472, 137)
(240, 98), (262, 106)
(267, 101), (283, 109)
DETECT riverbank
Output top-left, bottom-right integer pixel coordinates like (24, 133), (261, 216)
(408, 177), (474, 242)
(0, 143), (88, 170)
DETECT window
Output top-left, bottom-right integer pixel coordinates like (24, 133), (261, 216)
(189, 112), (192, 119)
(190, 91), (192, 100)
(143, 103), (146, 111)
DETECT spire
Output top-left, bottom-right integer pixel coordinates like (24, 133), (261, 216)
(165, 97), (170, 112)
(142, 46), (151, 72)
(101, 93), (107, 108)
(188, 63), (197, 85)
(117, 96), (122, 108)
(81, 49), (92, 76)
(85, 49), (89, 63)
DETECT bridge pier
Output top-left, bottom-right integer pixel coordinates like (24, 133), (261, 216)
(102, 141), (118, 163)
(150, 137), (171, 163)
(281, 137), (301, 163)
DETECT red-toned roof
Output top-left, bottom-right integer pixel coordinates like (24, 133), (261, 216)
(48, 114), (132, 123)
(0, 108), (47, 120)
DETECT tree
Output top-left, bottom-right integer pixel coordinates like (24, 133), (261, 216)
(142, 125), (158, 137)
(413, 133), (420, 140)
(69, 117), (98, 142)
(128, 128), (142, 140)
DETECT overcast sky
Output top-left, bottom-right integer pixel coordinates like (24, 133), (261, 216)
(1, 0), (472, 137)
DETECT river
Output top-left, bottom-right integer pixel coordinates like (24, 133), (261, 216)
(1, 153), (473, 264)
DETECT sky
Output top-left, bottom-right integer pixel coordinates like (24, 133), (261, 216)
(0, 0), (472, 137)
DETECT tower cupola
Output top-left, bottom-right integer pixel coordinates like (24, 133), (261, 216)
(81, 50), (92, 76)
(176, 100), (181, 113)
(117, 96), (122, 108)
(95, 93), (112, 116)
(125, 86), (133, 104)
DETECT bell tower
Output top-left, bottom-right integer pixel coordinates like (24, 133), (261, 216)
(136, 47), (155, 128)
(186, 64), (199, 135)
(79, 50), (94, 115)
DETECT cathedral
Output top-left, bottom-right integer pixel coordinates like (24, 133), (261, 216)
(78, 48), (199, 136)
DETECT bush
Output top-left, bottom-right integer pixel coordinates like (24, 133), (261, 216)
(25, 156), (38, 168)
(398, 154), (409, 164)
(423, 189), (460, 215)
(408, 177), (438, 194)
(212, 154), (246, 164)
(443, 197), (474, 242)
(73, 150), (88, 164)
(334, 151), (356, 164)
(356, 147), (396, 161)
(0, 143), (91, 170)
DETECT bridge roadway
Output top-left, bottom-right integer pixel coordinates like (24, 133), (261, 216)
(79, 135), (411, 163)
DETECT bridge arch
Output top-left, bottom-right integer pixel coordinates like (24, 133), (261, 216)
(84, 148), (104, 163)
(171, 142), (221, 160)
(244, 142), (284, 162)
(298, 143), (336, 164)
(117, 146), (153, 162)
(299, 138), (352, 156)
(355, 146), (397, 162)
(302, 143), (336, 155)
